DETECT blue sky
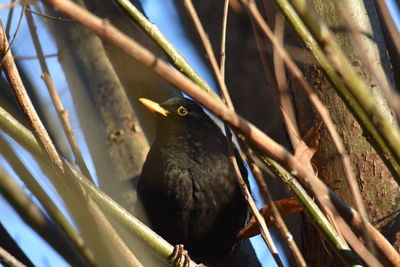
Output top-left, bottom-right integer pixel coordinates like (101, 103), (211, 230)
(387, 0), (400, 28)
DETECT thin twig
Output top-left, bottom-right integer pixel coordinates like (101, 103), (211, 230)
(272, 14), (301, 149)
(335, 1), (400, 118)
(64, 161), (199, 267)
(224, 2), (291, 264)
(0, 136), (94, 266)
(220, 0), (230, 78)
(240, 139), (307, 267)
(241, 1), (377, 262)
(373, 209), (400, 226)
(1, 4), (25, 68)
(13, 53), (58, 60)
(287, 0), (400, 182)
(225, 7), (304, 266)
(4, 0), (15, 38)
(183, 0), (283, 264)
(0, 0), (35, 10)
(249, 16), (292, 138)
(183, 0), (234, 110)
(25, 5), (93, 181)
(39, 1), (399, 265)
(112, 0), (216, 98)
(271, 0), (400, 180)
(231, 19), (304, 265)
(0, 246), (26, 267)
(0, 19), (63, 170)
(26, 6), (73, 22)
(255, 40), (317, 64)
(226, 129), (284, 267)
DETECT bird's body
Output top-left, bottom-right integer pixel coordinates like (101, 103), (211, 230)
(137, 98), (248, 265)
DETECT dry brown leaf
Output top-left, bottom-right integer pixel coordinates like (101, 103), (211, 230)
(294, 124), (321, 166)
(237, 199), (303, 239)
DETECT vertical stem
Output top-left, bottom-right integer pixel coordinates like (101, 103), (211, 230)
(25, 6), (93, 181)
(0, 19), (63, 170)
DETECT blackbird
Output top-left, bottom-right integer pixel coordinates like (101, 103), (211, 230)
(137, 97), (248, 265)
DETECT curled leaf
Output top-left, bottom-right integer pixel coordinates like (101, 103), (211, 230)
(237, 199), (303, 239)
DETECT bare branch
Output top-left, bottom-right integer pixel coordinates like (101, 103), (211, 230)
(0, 0), (35, 10)
(240, 140), (307, 267)
(38, 0), (400, 265)
(182, 1), (284, 264)
(0, 19), (63, 170)
(1, 4), (25, 67)
(25, 5), (93, 181)
(0, 246), (26, 267)
(0, 136), (94, 267)
(183, 0), (234, 109)
(272, 15), (301, 149)
(220, 0), (229, 78)
(241, 1), (376, 260)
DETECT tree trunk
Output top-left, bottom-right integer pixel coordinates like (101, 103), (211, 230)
(279, 0), (400, 265)
(44, 0), (149, 214)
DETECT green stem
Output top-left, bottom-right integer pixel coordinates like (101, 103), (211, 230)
(0, 136), (94, 267)
(274, 0), (400, 182)
(65, 161), (197, 267)
(113, 0), (217, 98)
(0, 105), (197, 266)
(0, 106), (133, 266)
(261, 157), (362, 266)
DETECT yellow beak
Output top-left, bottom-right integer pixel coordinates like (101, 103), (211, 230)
(139, 98), (169, 117)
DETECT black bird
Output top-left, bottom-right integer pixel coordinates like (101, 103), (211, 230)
(137, 97), (248, 266)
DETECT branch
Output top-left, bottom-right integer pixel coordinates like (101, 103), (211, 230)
(270, 14), (301, 150)
(241, 0), (374, 260)
(31, 0), (400, 265)
(0, 105), (198, 266)
(25, 5), (93, 181)
(219, 0), (229, 78)
(0, 1), (35, 10)
(182, 1), (285, 265)
(0, 18), (63, 170)
(0, 136), (94, 267)
(183, 0), (233, 109)
(65, 161), (199, 267)
(0, 246), (26, 267)
(1, 16), (144, 265)
(271, 0), (400, 182)
(241, 143), (307, 267)
(287, 0), (400, 167)
(112, 0), (216, 98)
(0, 162), (90, 267)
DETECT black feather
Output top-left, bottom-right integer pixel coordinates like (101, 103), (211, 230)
(138, 97), (248, 265)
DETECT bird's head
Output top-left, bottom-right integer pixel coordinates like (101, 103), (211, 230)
(139, 97), (214, 132)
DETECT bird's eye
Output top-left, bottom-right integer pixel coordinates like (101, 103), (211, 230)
(177, 106), (188, 116)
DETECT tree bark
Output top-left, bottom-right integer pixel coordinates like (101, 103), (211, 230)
(44, 0), (148, 214)
(278, 0), (400, 265)
(82, 0), (181, 138)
